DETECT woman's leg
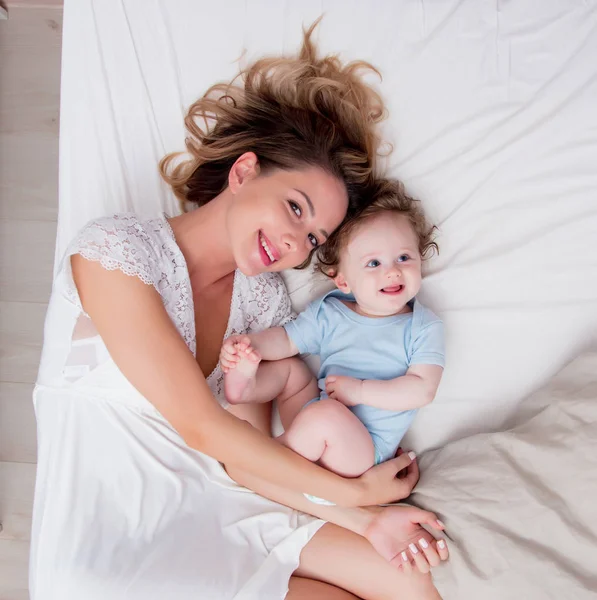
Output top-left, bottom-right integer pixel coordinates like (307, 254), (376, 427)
(281, 399), (375, 477)
(287, 576), (360, 599)
(297, 523), (442, 600)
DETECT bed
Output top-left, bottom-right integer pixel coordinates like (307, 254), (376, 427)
(53, 0), (597, 597)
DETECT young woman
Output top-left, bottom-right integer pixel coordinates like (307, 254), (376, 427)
(30, 24), (447, 600)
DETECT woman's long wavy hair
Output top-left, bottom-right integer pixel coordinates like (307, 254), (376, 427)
(160, 19), (386, 237)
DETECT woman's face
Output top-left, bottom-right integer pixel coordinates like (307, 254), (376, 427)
(227, 154), (349, 276)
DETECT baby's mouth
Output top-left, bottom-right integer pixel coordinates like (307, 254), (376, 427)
(380, 285), (404, 295)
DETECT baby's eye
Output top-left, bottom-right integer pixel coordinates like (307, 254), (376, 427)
(366, 259), (381, 268)
(397, 254), (410, 263)
(308, 233), (318, 248)
(289, 201), (302, 217)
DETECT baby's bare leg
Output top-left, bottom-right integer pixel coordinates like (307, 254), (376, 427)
(226, 356), (318, 425)
(281, 399), (376, 478)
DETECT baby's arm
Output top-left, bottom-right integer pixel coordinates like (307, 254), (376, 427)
(326, 364), (443, 411)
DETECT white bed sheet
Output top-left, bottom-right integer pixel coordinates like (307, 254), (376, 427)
(57, 0), (597, 450)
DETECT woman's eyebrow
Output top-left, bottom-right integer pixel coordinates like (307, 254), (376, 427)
(293, 188), (329, 239)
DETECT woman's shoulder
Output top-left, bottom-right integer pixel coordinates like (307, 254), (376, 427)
(74, 212), (171, 246)
(64, 212), (178, 288)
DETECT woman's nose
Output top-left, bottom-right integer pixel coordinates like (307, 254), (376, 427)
(280, 233), (297, 253)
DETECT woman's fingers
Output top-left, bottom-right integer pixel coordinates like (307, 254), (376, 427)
(407, 542), (431, 574)
(409, 508), (446, 531)
(366, 451), (417, 501)
(400, 454), (420, 491)
(418, 538), (441, 568)
(399, 551), (413, 574)
(387, 450), (416, 475)
(395, 447), (408, 479)
(436, 538), (449, 561)
(408, 538), (449, 573)
(389, 452), (418, 497)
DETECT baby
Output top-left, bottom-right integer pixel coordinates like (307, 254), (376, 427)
(220, 179), (444, 478)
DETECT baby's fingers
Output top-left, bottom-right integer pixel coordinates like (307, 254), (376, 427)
(220, 358), (236, 372)
(221, 343), (238, 356)
(221, 349), (240, 364)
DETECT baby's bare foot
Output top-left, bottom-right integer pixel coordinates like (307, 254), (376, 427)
(224, 346), (261, 404)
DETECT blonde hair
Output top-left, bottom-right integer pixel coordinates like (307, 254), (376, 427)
(160, 19), (386, 225)
(317, 178), (438, 277)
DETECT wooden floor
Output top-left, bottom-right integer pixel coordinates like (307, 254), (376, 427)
(0, 4), (63, 599)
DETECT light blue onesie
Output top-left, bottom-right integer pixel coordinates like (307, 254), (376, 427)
(284, 290), (445, 464)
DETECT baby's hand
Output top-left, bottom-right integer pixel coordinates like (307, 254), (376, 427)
(220, 335), (257, 374)
(325, 375), (364, 406)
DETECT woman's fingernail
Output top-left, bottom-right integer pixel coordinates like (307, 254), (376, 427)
(409, 543), (419, 555)
(408, 451), (417, 460)
(401, 551), (409, 562)
(436, 519), (445, 528)
(438, 540), (446, 549)
(419, 538), (429, 549)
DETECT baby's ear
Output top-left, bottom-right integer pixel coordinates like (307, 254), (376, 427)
(334, 272), (351, 294)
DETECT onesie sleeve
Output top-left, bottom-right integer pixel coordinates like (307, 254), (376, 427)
(283, 297), (325, 356)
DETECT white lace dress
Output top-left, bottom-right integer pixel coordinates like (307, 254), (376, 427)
(30, 213), (324, 600)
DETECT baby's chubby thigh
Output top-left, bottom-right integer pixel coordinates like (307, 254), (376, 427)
(285, 398), (376, 478)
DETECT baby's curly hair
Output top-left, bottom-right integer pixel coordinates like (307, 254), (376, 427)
(316, 178), (438, 277)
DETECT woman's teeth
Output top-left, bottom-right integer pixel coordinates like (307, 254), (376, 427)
(260, 233), (275, 262)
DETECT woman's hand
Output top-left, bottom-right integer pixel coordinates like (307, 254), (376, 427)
(364, 505), (449, 573)
(354, 450), (420, 506)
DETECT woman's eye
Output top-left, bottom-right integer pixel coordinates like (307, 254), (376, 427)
(397, 254), (410, 263)
(308, 233), (318, 248)
(289, 201), (302, 217)
(366, 259), (380, 268)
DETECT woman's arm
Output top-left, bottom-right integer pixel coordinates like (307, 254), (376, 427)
(225, 403), (448, 572)
(225, 461), (448, 572)
(72, 257), (413, 507)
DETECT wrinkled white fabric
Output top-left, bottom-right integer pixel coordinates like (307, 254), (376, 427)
(39, 0), (597, 597)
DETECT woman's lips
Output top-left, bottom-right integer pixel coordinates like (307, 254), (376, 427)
(258, 230), (279, 266)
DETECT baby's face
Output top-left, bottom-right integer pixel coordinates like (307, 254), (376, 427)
(335, 213), (422, 317)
